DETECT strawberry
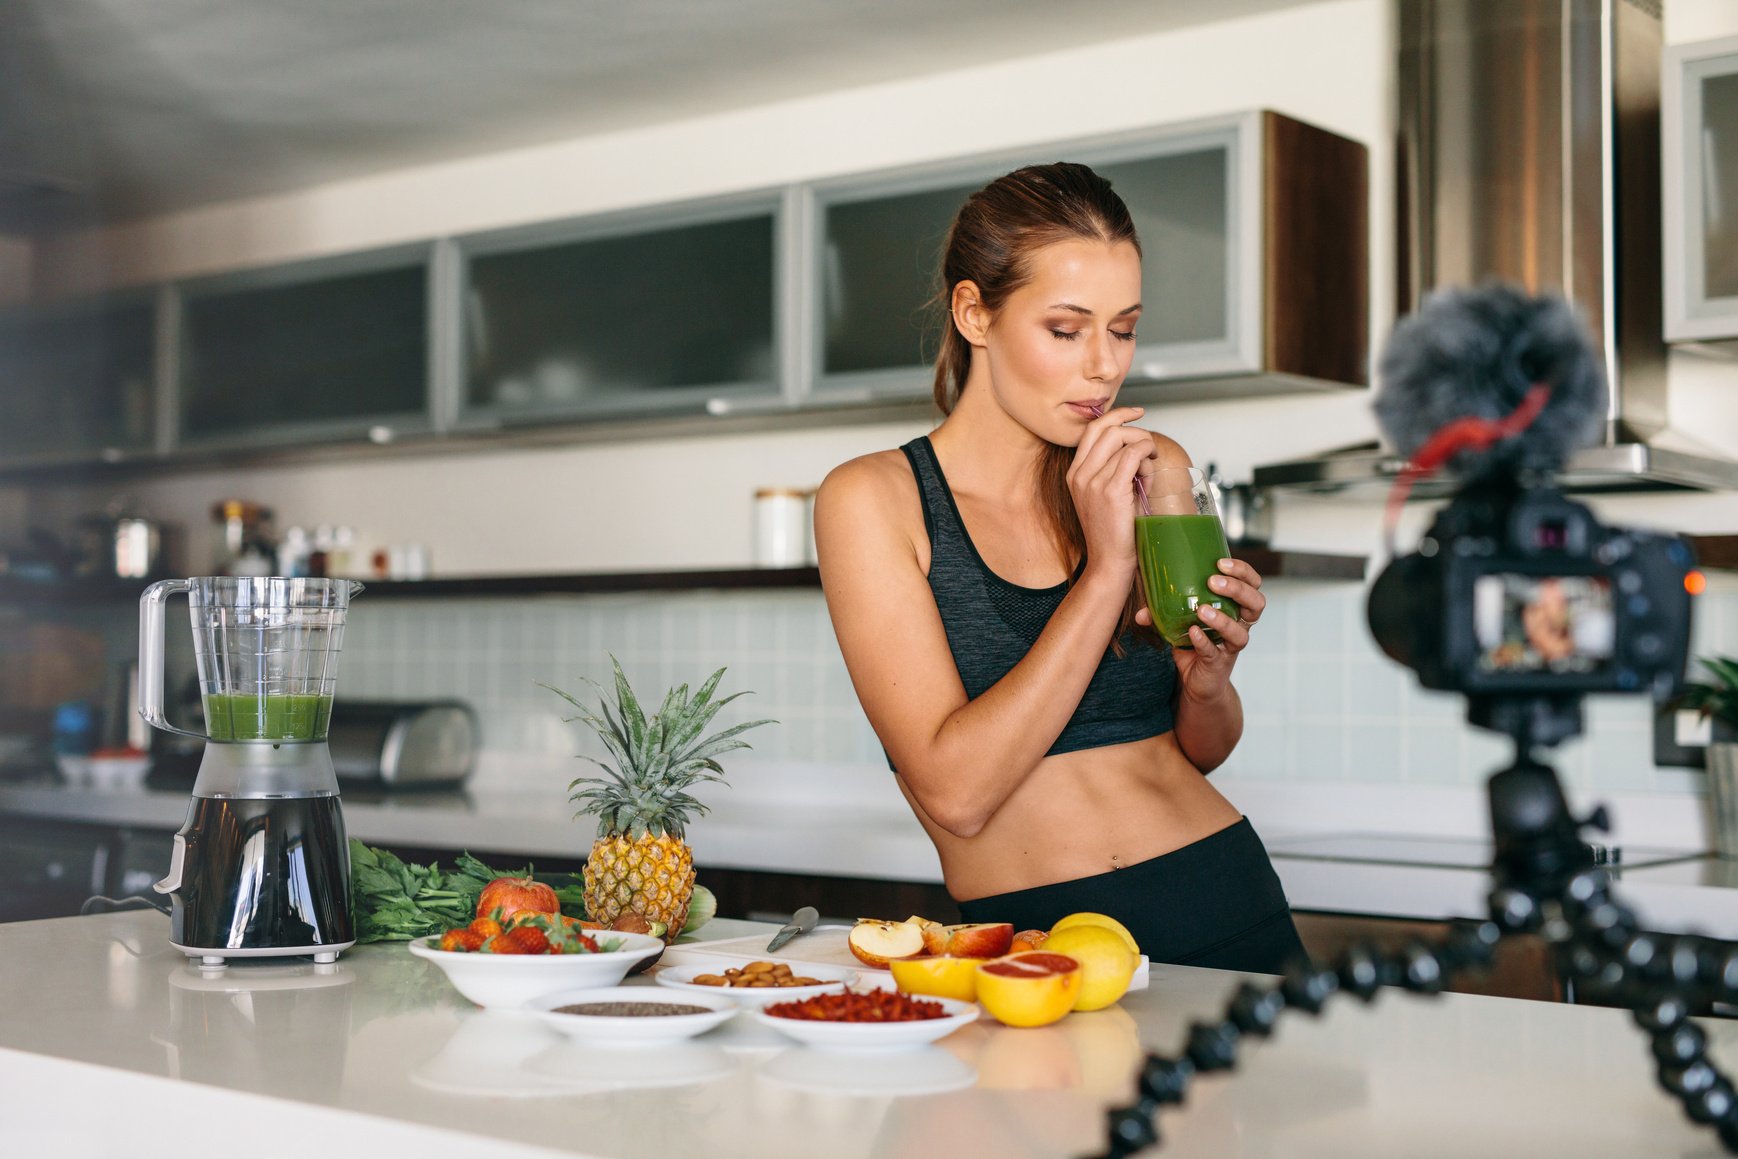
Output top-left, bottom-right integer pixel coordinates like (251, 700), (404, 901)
(468, 916), (504, 940)
(488, 926), (551, 955)
(440, 928), (485, 953)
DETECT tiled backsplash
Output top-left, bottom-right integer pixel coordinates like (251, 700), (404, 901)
(339, 575), (1738, 798)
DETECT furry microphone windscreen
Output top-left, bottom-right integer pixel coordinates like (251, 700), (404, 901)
(1374, 284), (1608, 481)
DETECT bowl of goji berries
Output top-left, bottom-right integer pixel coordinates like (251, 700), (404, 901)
(408, 913), (665, 1008)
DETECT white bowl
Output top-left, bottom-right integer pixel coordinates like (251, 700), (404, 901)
(751, 994), (979, 1052)
(525, 984), (737, 1046)
(654, 961), (857, 1007)
(407, 931), (665, 1008)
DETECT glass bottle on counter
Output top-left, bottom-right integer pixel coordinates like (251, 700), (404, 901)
(211, 501), (275, 577)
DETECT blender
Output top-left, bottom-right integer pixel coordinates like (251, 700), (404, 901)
(140, 577), (361, 966)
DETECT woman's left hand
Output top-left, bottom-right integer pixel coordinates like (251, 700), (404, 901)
(1138, 557), (1265, 700)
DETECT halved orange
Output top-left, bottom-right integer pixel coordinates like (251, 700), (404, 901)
(976, 951), (1083, 1028)
(889, 954), (989, 1002)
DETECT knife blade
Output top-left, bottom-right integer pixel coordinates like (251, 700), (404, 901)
(766, 905), (819, 953)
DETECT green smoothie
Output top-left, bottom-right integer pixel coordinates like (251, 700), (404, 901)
(1135, 513), (1239, 647)
(202, 693), (333, 741)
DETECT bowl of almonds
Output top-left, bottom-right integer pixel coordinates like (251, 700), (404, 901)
(653, 958), (857, 1007)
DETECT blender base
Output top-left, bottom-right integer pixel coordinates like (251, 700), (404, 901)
(174, 941), (357, 969)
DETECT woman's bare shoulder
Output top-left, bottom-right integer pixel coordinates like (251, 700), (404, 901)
(816, 448), (919, 514)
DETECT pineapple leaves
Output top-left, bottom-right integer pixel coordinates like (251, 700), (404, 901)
(544, 656), (775, 838)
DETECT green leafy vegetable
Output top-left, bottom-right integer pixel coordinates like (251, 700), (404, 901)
(348, 840), (587, 944)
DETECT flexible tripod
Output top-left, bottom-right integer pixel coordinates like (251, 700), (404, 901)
(1092, 695), (1738, 1157)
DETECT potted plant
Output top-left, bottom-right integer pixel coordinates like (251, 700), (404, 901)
(1680, 657), (1738, 856)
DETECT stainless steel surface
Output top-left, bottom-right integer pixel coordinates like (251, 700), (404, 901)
(1709, 743), (1738, 857)
(328, 700), (477, 787)
(765, 904), (819, 952)
(1206, 464), (1274, 546)
(1259, 0), (1737, 496)
(1264, 831), (1702, 870)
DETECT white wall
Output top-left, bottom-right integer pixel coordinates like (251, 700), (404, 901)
(23, 0), (1397, 571)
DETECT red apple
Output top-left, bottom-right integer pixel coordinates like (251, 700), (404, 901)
(909, 915), (948, 956)
(476, 875), (560, 922)
(943, 922), (1015, 958)
(848, 919), (927, 968)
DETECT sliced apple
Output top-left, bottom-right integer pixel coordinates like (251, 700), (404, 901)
(943, 921), (1015, 959)
(908, 915), (948, 956)
(848, 919), (927, 968)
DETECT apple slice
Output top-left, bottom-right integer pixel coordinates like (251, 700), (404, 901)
(848, 919), (927, 968)
(908, 915), (948, 956)
(943, 921), (1015, 958)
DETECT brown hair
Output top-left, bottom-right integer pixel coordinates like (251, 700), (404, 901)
(930, 162), (1156, 649)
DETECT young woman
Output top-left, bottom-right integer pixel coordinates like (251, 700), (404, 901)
(813, 162), (1304, 973)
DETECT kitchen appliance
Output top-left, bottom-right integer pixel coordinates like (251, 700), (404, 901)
(140, 576), (362, 966)
(1254, 0), (1738, 497)
(328, 699), (476, 788)
(1204, 464), (1273, 547)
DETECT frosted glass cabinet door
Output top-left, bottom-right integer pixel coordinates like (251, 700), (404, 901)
(178, 260), (429, 445)
(1665, 36), (1738, 343)
(0, 297), (155, 464)
(814, 136), (1238, 399)
(462, 213), (777, 419)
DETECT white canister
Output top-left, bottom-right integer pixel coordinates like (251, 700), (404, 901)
(754, 488), (813, 568)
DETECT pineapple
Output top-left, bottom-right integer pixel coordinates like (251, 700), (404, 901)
(546, 657), (772, 942)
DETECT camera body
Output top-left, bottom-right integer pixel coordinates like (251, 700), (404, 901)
(1368, 482), (1696, 701)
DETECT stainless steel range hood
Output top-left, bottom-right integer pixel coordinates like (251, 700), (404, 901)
(1255, 0), (1738, 497)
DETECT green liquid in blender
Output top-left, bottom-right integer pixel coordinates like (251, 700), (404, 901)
(1135, 513), (1240, 648)
(202, 693), (334, 741)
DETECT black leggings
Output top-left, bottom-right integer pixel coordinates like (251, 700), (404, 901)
(957, 817), (1306, 975)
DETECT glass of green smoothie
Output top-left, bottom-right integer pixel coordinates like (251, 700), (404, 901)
(1135, 467), (1240, 648)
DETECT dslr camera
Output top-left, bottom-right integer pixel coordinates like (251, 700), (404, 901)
(1360, 286), (1697, 746)
(1367, 482), (1696, 700)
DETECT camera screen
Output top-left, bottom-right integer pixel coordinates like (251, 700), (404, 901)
(1473, 574), (1615, 675)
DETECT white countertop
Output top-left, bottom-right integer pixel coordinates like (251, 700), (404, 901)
(4, 911), (1737, 1158)
(7, 774), (1738, 937)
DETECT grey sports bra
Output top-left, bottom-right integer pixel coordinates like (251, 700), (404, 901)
(900, 436), (1177, 757)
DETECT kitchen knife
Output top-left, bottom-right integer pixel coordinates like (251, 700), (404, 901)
(766, 906), (819, 953)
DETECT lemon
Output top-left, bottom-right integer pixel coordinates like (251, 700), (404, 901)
(1049, 911), (1141, 956)
(1042, 924), (1138, 1011)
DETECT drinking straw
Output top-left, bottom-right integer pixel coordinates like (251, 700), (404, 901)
(1086, 404), (1152, 515)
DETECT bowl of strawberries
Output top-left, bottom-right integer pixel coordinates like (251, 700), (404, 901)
(408, 911), (665, 1009)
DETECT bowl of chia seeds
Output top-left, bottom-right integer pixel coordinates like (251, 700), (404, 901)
(525, 985), (738, 1046)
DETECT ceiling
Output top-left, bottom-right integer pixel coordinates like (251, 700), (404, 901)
(0, 0), (1307, 232)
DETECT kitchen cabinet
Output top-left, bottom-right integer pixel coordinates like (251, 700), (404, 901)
(176, 245), (434, 449)
(808, 110), (1368, 405)
(455, 197), (782, 425)
(1664, 34), (1738, 349)
(0, 292), (158, 467)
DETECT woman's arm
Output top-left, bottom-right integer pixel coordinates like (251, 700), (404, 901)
(815, 417), (1155, 839)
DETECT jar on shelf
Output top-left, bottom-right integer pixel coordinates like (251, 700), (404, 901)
(754, 487), (814, 568)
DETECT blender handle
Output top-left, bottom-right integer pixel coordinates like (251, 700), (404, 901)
(138, 579), (206, 740)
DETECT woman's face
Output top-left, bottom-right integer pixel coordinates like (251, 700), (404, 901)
(977, 237), (1143, 446)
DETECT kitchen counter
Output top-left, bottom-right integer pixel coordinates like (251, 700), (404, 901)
(6, 776), (1736, 938)
(3, 910), (1736, 1158)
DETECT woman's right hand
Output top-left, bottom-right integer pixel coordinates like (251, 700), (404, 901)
(1066, 405), (1155, 580)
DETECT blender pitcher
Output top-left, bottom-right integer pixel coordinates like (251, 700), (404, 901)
(140, 577), (362, 966)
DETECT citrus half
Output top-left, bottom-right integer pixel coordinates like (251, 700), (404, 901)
(976, 951), (1083, 1028)
(888, 954), (988, 1002)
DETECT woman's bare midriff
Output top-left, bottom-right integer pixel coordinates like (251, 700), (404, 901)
(898, 732), (1244, 902)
